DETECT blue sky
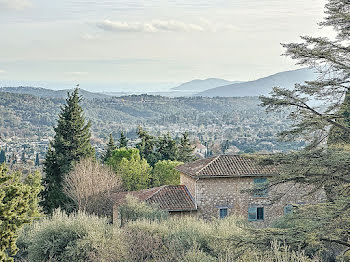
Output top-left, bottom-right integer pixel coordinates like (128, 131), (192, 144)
(0, 0), (330, 92)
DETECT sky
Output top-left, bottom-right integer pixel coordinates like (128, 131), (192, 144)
(0, 0), (330, 92)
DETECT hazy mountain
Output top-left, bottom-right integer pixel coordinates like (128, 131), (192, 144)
(196, 68), (316, 97)
(0, 86), (110, 100)
(172, 78), (242, 92)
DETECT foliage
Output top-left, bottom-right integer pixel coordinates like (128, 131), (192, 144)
(41, 88), (95, 214)
(16, 209), (127, 262)
(178, 132), (196, 162)
(111, 149), (152, 191)
(258, 0), (350, 259)
(106, 147), (139, 168)
(102, 134), (116, 162)
(119, 195), (168, 226)
(63, 158), (121, 217)
(118, 131), (128, 148)
(157, 133), (179, 161)
(151, 160), (183, 187)
(0, 165), (42, 262)
(259, 0), (350, 147)
(136, 126), (161, 166)
(0, 92), (303, 154)
(0, 150), (5, 164)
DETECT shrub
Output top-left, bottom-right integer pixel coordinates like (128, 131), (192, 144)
(16, 210), (127, 262)
(119, 195), (168, 226)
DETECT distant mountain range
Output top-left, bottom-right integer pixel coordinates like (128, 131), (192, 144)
(0, 86), (109, 100)
(171, 78), (241, 92)
(196, 68), (316, 97)
(0, 68), (317, 99)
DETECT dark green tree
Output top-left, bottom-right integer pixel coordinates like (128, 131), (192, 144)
(21, 151), (26, 164)
(178, 132), (195, 162)
(103, 134), (117, 162)
(0, 164), (42, 261)
(157, 133), (178, 161)
(0, 150), (6, 164)
(41, 88), (94, 214)
(35, 152), (40, 166)
(118, 131), (128, 148)
(136, 126), (160, 166)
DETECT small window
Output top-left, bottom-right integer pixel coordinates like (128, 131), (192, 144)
(248, 207), (264, 221)
(284, 205), (293, 215)
(257, 207), (264, 220)
(219, 208), (228, 219)
(254, 178), (268, 197)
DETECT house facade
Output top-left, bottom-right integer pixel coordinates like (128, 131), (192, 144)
(113, 154), (325, 226)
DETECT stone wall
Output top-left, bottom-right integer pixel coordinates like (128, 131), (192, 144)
(180, 173), (197, 201)
(181, 174), (325, 227)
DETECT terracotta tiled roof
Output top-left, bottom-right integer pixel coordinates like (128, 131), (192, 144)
(112, 185), (196, 212)
(176, 154), (277, 178)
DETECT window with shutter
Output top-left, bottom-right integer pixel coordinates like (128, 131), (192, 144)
(248, 207), (257, 221)
(284, 205), (293, 215)
(253, 178), (268, 197)
(248, 207), (264, 221)
(219, 208), (228, 219)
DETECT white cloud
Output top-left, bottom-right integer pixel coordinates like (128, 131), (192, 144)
(0, 69), (6, 74)
(0, 0), (31, 10)
(96, 19), (205, 33)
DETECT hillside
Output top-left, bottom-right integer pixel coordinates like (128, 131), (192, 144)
(0, 86), (110, 100)
(196, 68), (316, 97)
(172, 78), (240, 92)
(0, 92), (304, 153)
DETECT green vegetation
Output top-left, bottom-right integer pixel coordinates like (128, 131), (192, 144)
(0, 165), (42, 262)
(41, 88), (95, 214)
(103, 134), (117, 162)
(16, 210), (127, 262)
(151, 160), (183, 187)
(0, 92), (303, 154)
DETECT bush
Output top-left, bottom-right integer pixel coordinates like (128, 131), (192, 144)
(16, 210), (127, 262)
(119, 195), (168, 226)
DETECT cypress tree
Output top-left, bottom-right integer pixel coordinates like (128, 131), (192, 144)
(41, 88), (94, 213)
(103, 133), (117, 162)
(35, 152), (40, 166)
(0, 150), (5, 164)
(118, 131), (128, 148)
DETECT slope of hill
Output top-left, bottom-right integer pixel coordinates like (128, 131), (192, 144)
(0, 86), (110, 100)
(172, 78), (241, 92)
(0, 92), (304, 153)
(196, 68), (316, 97)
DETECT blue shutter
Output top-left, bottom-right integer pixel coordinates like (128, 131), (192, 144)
(284, 205), (293, 215)
(248, 207), (257, 221)
(220, 208), (228, 219)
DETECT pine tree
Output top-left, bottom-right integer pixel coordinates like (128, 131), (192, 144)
(103, 134), (117, 162)
(136, 126), (160, 166)
(0, 165), (42, 261)
(178, 132), (195, 162)
(41, 88), (94, 214)
(118, 131), (128, 148)
(157, 133), (178, 161)
(258, 0), (350, 256)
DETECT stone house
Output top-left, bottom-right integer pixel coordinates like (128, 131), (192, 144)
(113, 154), (324, 226)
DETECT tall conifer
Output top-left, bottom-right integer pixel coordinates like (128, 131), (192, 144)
(103, 133), (117, 162)
(41, 88), (94, 213)
(118, 131), (128, 148)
